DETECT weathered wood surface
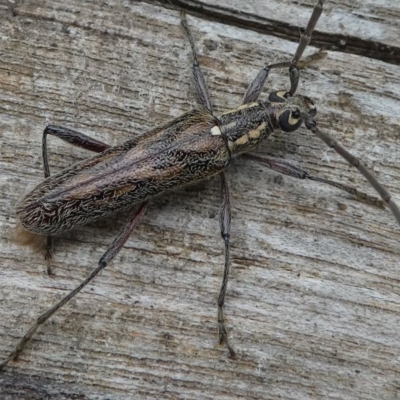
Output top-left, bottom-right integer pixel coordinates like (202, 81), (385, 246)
(162, 0), (400, 64)
(1, 1), (400, 398)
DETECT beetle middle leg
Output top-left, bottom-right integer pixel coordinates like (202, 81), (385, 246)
(244, 154), (386, 209)
(181, 13), (236, 357)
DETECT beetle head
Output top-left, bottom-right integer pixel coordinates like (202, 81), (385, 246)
(268, 90), (317, 132)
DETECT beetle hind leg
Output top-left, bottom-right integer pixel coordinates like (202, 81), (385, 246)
(40, 125), (112, 274)
(1, 202), (148, 370)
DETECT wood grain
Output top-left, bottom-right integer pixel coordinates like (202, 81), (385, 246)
(1, 1), (400, 399)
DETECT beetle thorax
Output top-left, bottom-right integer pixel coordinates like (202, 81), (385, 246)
(212, 102), (277, 155)
(210, 93), (316, 156)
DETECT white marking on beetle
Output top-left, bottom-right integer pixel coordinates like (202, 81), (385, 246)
(211, 126), (222, 136)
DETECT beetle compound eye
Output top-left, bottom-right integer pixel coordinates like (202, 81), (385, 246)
(292, 109), (301, 119)
(279, 109), (303, 132)
(268, 90), (287, 103)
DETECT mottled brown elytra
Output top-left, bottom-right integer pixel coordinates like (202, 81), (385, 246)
(2, 0), (400, 369)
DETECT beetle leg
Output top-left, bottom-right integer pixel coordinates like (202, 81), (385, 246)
(41, 125), (112, 274)
(244, 153), (386, 209)
(0, 201), (148, 370)
(180, 11), (213, 114)
(44, 236), (53, 275)
(42, 125), (112, 178)
(242, 60), (291, 104)
(305, 121), (400, 226)
(217, 172), (236, 358)
(243, 0), (325, 101)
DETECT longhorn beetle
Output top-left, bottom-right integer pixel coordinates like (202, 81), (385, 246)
(2, 0), (400, 369)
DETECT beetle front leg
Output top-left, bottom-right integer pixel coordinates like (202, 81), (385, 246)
(242, 60), (292, 104)
(243, 0), (325, 102)
(217, 172), (236, 358)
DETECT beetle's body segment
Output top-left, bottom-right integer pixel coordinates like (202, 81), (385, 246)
(16, 101), (293, 236)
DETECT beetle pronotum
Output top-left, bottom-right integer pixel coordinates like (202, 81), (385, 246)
(1, 0), (399, 369)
